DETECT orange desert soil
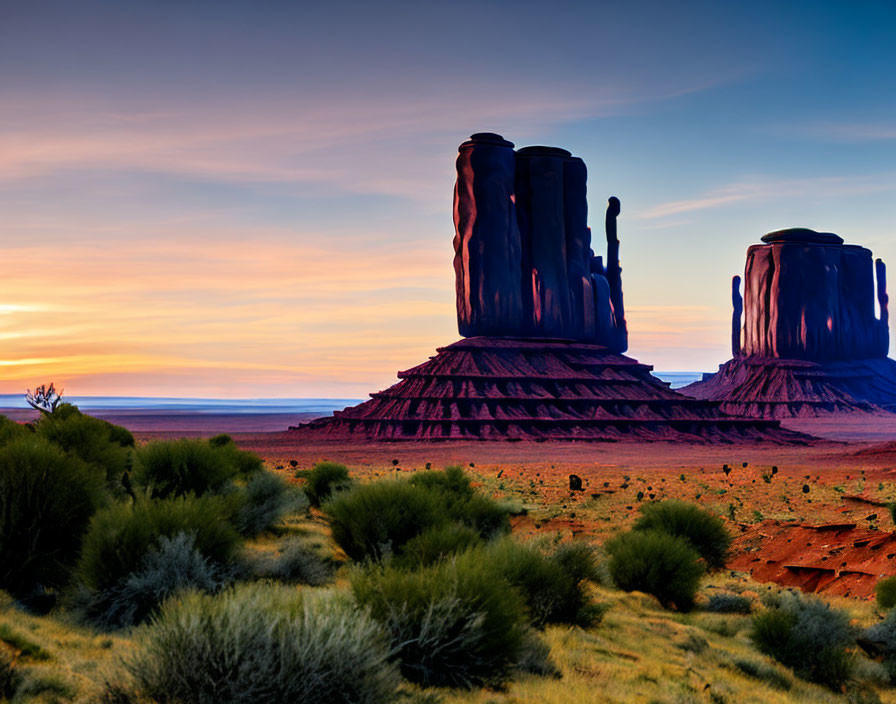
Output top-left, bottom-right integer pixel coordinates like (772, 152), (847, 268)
(112, 410), (896, 598)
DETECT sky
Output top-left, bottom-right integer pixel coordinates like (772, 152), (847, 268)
(1, 0), (895, 398)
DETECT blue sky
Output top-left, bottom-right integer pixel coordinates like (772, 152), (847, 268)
(0, 0), (894, 397)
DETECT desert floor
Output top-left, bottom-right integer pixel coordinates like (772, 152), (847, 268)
(98, 410), (896, 598)
(8, 409), (896, 703)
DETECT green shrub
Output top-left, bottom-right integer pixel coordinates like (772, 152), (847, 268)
(605, 529), (704, 611)
(325, 473), (509, 563)
(453, 492), (511, 537)
(633, 500), (731, 570)
(128, 584), (398, 704)
(553, 540), (604, 585)
(407, 465), (474, 499)
(302, 461), (352, 507)
(706, 593), (753, 614)
(751, 592), (854, 690)
(77, 496), (240, 594)
(409, 467), (509, 537)
(860, 610), (896, 683)
(877, 576), (896, 609)
(132, 439), (242, 499)
(208, 433), (233, 448)
(0, 437), (106, 596)
(241, 537), (334, 586)
(34, 403), (134, 484)
(232, 470), (304, 536)
(325, 481), (444, 561)
(0, 416), (29, 446)
(217, 436), (264, 477)
(396, 523), (483, 568)
(351, 559), (527, 688)
(78, 532), (231, 629)
(472, 538), (603, 628)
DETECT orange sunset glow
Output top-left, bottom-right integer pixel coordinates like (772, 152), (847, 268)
(2, 1), (894, 398)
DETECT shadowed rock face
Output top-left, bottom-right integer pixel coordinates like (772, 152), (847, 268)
(452, 134), (627, 351)
(741, 228), (888, 361)
(731, 275), (743, 358)
(453, 133), (524, 337)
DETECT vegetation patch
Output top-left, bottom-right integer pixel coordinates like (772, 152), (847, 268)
(705, 593), (753, 614)
(468, 538), (604, 628)
(132, 438), (244, 499)
(78, 495), (240, 593)
(730, 657), (792, 691)
(605, 529), (704, 611)
(324, 468), (509, 562)
(395, 523), (483, 568)
(0, 624), (51, 661)
(240, 536), (334, 586)
(76, 531), (232, 629)
(33, 403), (135, 488)
(751, 591), (854, 690)
(351, 558), (527, 689)
(633, 500), (731, 570)
(876, 576), (896, 609)
(0, 437), (106, 597)
(231, 470), (304, 536)
(860, 609), (896, 683)
(127, 584), (399, 704)
(300, 461), (353, 507)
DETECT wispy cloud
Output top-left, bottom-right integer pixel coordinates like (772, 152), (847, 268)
(787, 122), (896, 143)
(0, 235), (455, 396)
(0, 64), (748, 204)
(638, 174), (896, 219)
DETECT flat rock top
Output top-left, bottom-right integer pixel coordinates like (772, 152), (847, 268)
(516, 145), (573, 158)
(761, 227), (844, 245)
(461, 132), (515, 148)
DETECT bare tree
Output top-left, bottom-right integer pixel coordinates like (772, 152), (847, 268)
(25, 382), (64, 414)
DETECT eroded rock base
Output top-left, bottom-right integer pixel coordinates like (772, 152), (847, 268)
(293, 338), (806, 443)
(683, 356), (896, 419)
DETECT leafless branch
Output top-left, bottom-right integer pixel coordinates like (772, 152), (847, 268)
(25, 382), (64, 414)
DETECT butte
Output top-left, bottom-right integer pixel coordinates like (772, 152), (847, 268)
(294, 133), (802, 442)
(683, 228), (896, 417)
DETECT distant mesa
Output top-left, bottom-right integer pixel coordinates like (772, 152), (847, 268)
(292, 134), (806, 442)
(684, 227), (896, 417)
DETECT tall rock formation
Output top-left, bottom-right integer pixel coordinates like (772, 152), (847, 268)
(685, 228), (896, 417)
(292, 134), (806, 443)
(452, 134), (627, 351)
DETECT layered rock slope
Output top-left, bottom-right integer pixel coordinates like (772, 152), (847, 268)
(296, 337), (800, 442)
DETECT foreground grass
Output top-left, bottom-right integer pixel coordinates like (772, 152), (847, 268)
(436, 579), (895, 704)
(0, 591), (131, 702)
(3, 575), (895, 704)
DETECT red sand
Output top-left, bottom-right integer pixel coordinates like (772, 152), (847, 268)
(730, 521), (896, 598)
